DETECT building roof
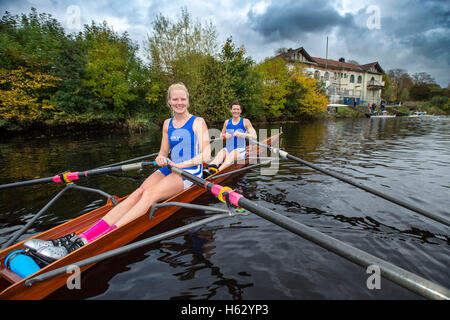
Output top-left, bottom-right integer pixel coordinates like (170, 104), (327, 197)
(359, 62), (385, 74)
(277, 47), (384, 74)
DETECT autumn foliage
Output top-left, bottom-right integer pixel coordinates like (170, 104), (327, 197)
(0, 8), (329, 132)
(291, 75), (328, 116)
(257, 58), (328, 117)
(0, 67), (60, 121)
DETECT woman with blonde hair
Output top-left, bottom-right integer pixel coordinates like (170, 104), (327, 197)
(25, 83), (211, 260)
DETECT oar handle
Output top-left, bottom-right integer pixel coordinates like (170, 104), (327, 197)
(0, 161), (157, 190)
(152, 159), (170, 167)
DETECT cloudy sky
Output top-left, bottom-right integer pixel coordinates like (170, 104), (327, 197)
(2, 0), (449, 86)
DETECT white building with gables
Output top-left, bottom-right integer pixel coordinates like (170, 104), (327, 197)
(276, 47), (385, 105)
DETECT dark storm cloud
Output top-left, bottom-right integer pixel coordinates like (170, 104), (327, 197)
(386, 0), (449, 62)
(245, 0), (448, 84)
(1, 0), (448, 85)
(335, 1), (450, 66)
(246, 0), (356, 42)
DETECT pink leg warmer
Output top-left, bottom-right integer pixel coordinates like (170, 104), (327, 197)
(79, 219), (117, 243)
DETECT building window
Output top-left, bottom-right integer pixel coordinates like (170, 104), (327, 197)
(350, 75), (355, 83)
(371, 76), (375, 81)
(357, 76), (362, 83)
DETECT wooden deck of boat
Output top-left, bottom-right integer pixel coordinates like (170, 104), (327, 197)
(0, 134), (279, 300)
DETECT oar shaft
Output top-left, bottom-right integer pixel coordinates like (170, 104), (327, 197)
(247, 137), (450, 227)
(237, 196), (450, 300)
(168, 165), (450, 300)
(0, 161), (155, 190)
(93, 153), (159, 169)
(0, 176), (54, 190)
(80, 161), (154, 179)
(1, 136), (228, 191)
(284, 153), (450, 227)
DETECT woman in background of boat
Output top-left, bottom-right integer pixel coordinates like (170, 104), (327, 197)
(25, 83), (211, 260)
(204, 101), (257, 176)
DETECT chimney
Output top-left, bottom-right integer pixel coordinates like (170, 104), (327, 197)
(339, 57), (345, 62)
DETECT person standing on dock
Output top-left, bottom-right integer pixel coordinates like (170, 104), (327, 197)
(204, 101), (257, 176)
(381, 101), (386, 114)
(25, 83), (211, 260)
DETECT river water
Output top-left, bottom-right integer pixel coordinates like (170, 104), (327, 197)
(0, 116), (448, 300)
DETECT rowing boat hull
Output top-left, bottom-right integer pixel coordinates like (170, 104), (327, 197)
(0, 134), (279, 299)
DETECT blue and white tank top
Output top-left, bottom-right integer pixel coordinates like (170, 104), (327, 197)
(225, 117), (247, 152)
(168, 116), (202, 174)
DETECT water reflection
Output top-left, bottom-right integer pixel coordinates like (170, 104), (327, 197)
(161, 229), (253, 300)
(1, 117), (449, 299)
(257, 187), (449, 246)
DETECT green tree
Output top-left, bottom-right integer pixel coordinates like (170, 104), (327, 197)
(387, 69), (412, 101)
(410, 84), (432, 101)
(191, 54), (233, 122)
(0, 8), (66, 70)
(81, 22), (142, 118)
(144, 8), (220, 119)
(255, 58), (290, 117)
(144, 7), (218, 82)
(381, 74), (393, 101)
(399, 88), (409, 101)
(0, 9), (107, 119)
(219, 37), (262, 118)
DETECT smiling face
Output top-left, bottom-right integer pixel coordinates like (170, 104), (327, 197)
(230, 104), (242, 118)
(168, 89), (189, 115)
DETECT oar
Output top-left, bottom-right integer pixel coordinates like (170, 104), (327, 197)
(93, 152), (159, 169)
(245, 137), (450, 227)
(167, 164), (450, 300)
(0, 161), (157, 191)
(0, 135), (229, 191)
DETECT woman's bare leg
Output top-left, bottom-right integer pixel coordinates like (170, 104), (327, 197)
(209, 148), (228, 167)
(102, 171), (166, 226)
(218, 149), (241, 171)
(114, 173), (185, 228)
